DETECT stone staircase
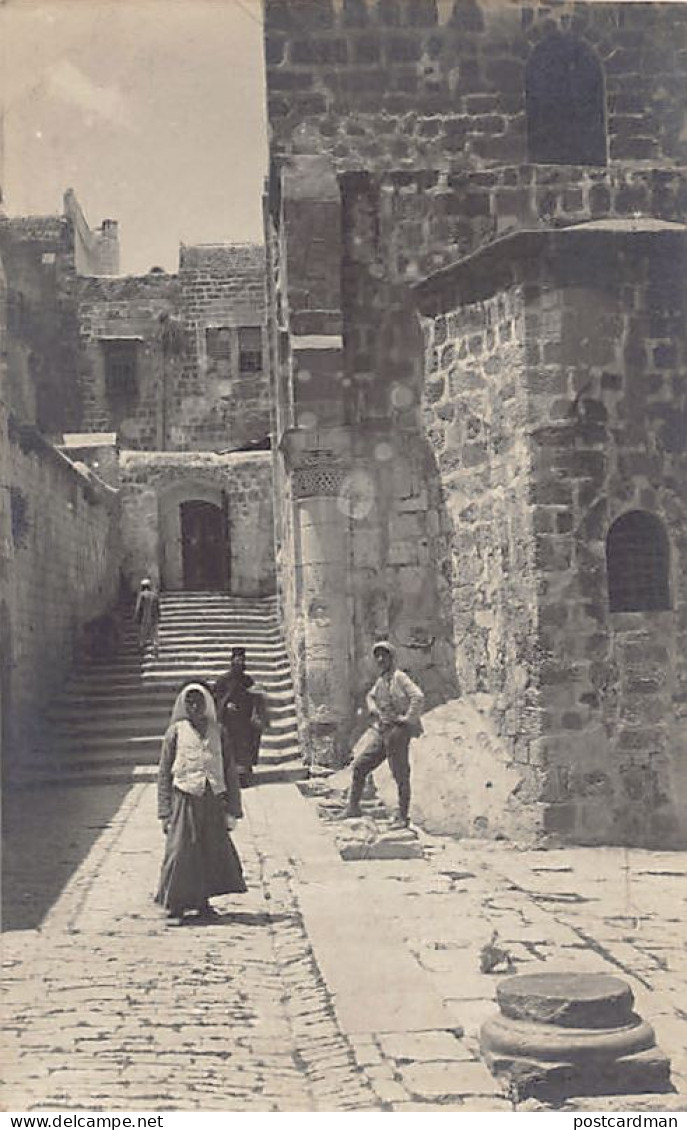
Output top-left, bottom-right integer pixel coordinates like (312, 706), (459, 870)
(16, 593), (304, 789)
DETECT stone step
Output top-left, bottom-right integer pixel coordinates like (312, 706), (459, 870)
(52, 713), (299, 738)
(156, 629), (284, 641)
(36, 591), (302, 784)
(29, 738), (302, 772)
(68, 668), (293, 687)
(49, 728), (300, 757)
(48, 699), (297, 722)
(78, 650), (291, 668)
(158, 608), (280, 620)
(73, 656), (292, 677)
(158, 611), (280, 621)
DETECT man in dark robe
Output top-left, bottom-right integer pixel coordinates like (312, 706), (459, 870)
(213, 648), (267, 786)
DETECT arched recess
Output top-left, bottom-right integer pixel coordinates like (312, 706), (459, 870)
(526, 35), (607, 166)
(158, 478), (229, 592)
(606, 510), (671, 613)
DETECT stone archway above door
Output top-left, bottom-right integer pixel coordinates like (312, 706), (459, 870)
(158, 479), (229, 593)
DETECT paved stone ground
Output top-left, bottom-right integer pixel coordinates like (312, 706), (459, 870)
(2, 777), (686, 1113)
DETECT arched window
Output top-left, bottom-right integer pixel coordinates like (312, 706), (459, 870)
(606, 511), (670, 613)
(526, 35), (607, 166)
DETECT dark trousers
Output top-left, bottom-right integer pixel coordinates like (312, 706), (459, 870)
(349, 723), (411, 819)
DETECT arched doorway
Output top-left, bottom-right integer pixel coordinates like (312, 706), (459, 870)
(180, 499), (228, 590)
(158, 479), (230, 592)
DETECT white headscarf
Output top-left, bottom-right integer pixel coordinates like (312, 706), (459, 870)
(168, 683), (225, 796)
(170, 682), (217, 724)
(169, 683), (221, 756)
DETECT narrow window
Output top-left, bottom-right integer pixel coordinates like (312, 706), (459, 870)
(238, 326), (263, 374)
(526, 35), (606, 166)
(102, 340), (138, 406)
(606, 511), (670, 612)
(205, 326), (232, 372)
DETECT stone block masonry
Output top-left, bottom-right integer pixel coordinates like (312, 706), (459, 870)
(264, 0), (687, 174)
(416, 225), (687, 847)
(119, 450), (276, 597)
(2, 418), (120, 766)
(78, 272), (181, 450)
(0, 214), (82, 437)
(177, 243), (271, 452)
(76, 243), (270, 455)
(264, 0), (687, 846)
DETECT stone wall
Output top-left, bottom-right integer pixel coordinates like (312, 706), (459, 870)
(0, 215), (81, 436)
(267, 159), (457, 767)
(265, 0), (687, 172)
(175, 244), (270, 451)
(355, 164), (687, 285)
(0, 251), (14, 764)
(77, 272), (181, 449)
(119, 451), (276, 597)
(525, 227), (687, 847)
(64, 190), (120, 277)
(416, 224), (687, 846)
(76, 244), (270, 454)
(2, 421), (120, 765)
(264, 0), (687, 842)
(420, 281), (538, 736)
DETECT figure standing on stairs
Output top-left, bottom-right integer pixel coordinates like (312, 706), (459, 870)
(341, 641), (424, 830)
(213, 647), (269, 787)
(156, 682), (246, 926)
(134, 578), (160, 658)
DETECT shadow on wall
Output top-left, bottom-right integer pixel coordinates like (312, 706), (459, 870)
(342, 347), (460, 757)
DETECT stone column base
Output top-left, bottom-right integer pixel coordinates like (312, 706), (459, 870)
(480, 972), (672, 1101)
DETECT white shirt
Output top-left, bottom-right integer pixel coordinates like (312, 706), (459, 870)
(172, 720), (226, 797)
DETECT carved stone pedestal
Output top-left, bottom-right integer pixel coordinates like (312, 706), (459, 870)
(480, 972), (672, 1101)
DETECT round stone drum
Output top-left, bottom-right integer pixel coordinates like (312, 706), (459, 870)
(480, 971), (671, 1100)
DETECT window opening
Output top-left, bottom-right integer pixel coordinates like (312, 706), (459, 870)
(606, 510), (670, 612)
(103, 340), (138, 405)
(238, 326), (263, 373)
(526, 35), (607, 166)
(205, 327), (232, 363)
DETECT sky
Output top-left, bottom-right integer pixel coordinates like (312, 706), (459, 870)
(0, 0), (268, 274)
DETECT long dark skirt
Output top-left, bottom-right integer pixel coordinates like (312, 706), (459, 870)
(223, 717), (261, 771)
(156, 786), (246, 914)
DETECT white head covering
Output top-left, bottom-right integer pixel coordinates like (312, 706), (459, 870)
(170, 682), (218, 726)
(168, 682), (224, 796)
(372, 640), (396, 660)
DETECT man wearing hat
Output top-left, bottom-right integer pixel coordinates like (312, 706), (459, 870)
(213, 648), (268, 786)
(342, 641), (424, 829)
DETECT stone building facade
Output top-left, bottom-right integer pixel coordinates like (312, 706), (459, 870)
(77, 271), (182, 449)
(76, 243), (270, 453)
(263, 0), (687, 845)
(119, 451), (275, 596)
(73, 241), (274, 594)
(175, 243), (271, 452)
(0, 213), (81, 437)
(0, 232), (120, 769)
(1, 200), (274, 765)
(0, 191), (121, 439)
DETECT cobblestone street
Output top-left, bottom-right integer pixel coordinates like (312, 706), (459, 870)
(2, 777), (687, 1113)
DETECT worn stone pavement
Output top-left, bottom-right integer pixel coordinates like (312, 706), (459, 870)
(2, 776), (686, 1113)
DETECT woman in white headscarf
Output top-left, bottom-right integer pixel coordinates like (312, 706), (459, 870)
(156, 681), (246, 926)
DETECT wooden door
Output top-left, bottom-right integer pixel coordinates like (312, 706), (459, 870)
(180, 500), (227, 591)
